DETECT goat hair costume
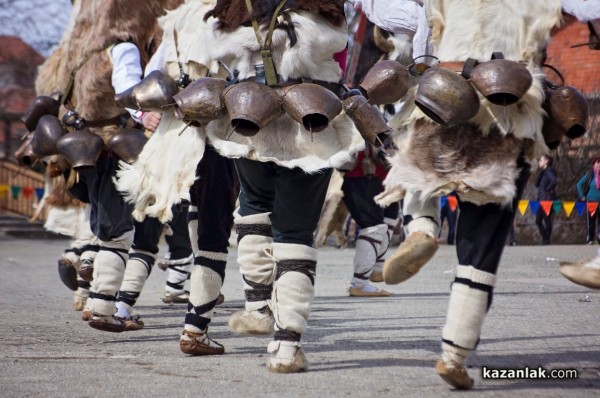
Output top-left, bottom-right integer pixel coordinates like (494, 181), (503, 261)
(375, 0), (563, 208)
(117, 0), (363, 223)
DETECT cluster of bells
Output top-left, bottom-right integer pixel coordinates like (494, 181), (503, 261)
(17, 54), (587, 171)
(16, 95), (147, 170)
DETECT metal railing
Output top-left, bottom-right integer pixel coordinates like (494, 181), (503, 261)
(0, 159), (45, 219)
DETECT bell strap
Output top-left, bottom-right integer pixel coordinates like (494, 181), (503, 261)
(86, 113), (130, 129)
(244, 0), (289, 86)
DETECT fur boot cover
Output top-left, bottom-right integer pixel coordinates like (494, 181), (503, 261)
(376, 0), (562, 208)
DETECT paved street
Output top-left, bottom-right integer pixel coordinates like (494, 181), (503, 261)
(1, 237), (599, 397)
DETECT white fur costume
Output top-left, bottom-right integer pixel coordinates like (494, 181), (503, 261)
(375, 0), (562, 208)
(116, 6), (363, 223)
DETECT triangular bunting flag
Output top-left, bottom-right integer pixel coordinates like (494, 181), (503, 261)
(440, 196), (448, 210)
(529, 201), (540, 216)
(22, 186), (34, 200)
(518, 200), (529, 216)
(552, 200), (562, 216)
(540, 200), (553, 216)
(447, 195), (458, 212)
(562, 201), (575, 217)
(576, 201), (586, 217)
(588, 201), (599, 217)
(11, 185), (21, 199)
(35, 187), (45, 201)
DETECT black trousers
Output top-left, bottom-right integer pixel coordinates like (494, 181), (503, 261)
(535, 208), (553, 244)
(165, 204), (193, 260)
(456, 155), (531, 275)
(189, 145), (238, 253)
(68, 155), (133, 242)
(585, 208), (600, 243)
(342, 176), (399, 229)
(235, 158), (332, 246)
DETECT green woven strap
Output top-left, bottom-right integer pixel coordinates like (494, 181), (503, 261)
(244, 0), (289, 86)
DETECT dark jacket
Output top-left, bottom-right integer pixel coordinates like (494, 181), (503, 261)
(535, 167), (557, 201)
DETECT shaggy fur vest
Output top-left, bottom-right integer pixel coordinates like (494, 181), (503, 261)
(60, 0), (182, 145)
(375, 0), (563, 207)
(115, 0), (363, 222)
(200, 8), (363, 171)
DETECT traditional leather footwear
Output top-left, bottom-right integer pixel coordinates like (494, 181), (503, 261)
(78, 260), (94, 282)
(369, 271), (384, 283)
(267, 340), (308, 373)
(88, 314), (126, 333)
(162, 291), (189, 304)
(435, 359), (474, 390)
(383, 232), (439, 285)
(117, 315), (145, 331)
(560, 257), (600, 289)
(229, 306), (275, 335)
(179, 329), (224, 355)
(81, 309), (92, 321)
(216, 293), (225, 306)
(348, 285), (392, 297)
(73, 294), (87, 311)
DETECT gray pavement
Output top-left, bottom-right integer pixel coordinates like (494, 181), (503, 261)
(1, 237), (599, 397)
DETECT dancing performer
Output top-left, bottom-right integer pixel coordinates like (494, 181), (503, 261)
(352, 0), (563, 389)
(117, 0), (364, 370)
(51, 0), (183, 332)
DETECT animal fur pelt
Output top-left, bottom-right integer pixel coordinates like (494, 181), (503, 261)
(377, 0), (562, 207)
(205, 0), (346, 32)
(62, 0), (183, 144)
(116, 3), (364, 222)
(115, 112), (206, 223)
(315, 170), (348, 247)
(197, 10), (364, 170)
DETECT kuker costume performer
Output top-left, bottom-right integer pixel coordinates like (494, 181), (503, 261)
(353, 0), (567, 389)
(116, 0), (373, 371)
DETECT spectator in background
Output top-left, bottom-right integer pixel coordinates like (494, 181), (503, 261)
(577, 155), (600, 244)
(439, 193), (457, 245)
(535, 155), (557, 245)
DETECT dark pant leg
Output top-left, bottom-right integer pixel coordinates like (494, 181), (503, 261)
(132, 217), (163, 255)
(455, 156), (531, 275)
(193, 145), (238, 254)
(341, 177), (385, 229)
(77, 155), (134, 241)
(165, 204), (193, 260)
(271, 167), (333, 246)
(235, 157), (276, 216)
(587, 209), (598, 243)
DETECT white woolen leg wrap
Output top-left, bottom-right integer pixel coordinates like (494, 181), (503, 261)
(89, 230), (133, 316)
(235, 212), (274, 312)
(185, 251), (228, 333)
(404, 191), (440, 238)
(117, 249), (156, 316)
(351, 224), (387, 287)
(187, 205), (200, 255)
(165, 255), (193, 294)
(271, 243), (317, 336)
(442, 265), (497, 365)
(375, 222), (393, 273)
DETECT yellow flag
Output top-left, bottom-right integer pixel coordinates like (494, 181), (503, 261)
(518, 200), (529, 216)
(562, 201), (575, 218)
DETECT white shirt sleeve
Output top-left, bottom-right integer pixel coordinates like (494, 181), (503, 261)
(348, 0), (421, 34)
(111, 42), (143, 95)
(561, 0), (600, 22)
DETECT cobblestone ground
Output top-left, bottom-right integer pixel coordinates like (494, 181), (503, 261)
(1, 237), (599, 397)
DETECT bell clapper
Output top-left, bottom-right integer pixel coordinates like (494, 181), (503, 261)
(225, 123), (238, 141)
(177, 121), (193, 136)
